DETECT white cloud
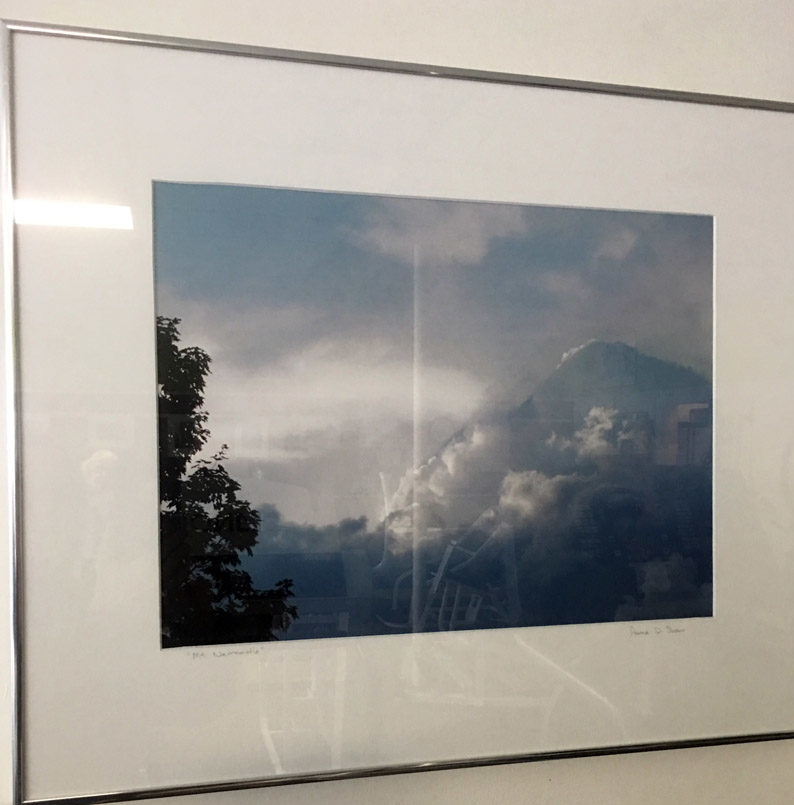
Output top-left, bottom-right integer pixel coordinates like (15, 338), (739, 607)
(596, 226), (638, 262)
(157, 285), (324, 368)
(574, 406), (618, 459)
(354, 197), (528, 267)
(388, 421), (511, 543)
(557, 338), (597, 368)
(498, 469), (571, 525)
(201, 337), (485, 464)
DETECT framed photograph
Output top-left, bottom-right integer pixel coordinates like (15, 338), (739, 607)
(4, 19), (794, 805)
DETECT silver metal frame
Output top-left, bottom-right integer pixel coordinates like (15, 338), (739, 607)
(3, 18), (794, 805)
(5, 20), (794, 113)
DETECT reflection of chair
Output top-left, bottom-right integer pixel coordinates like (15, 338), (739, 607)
(420, 541), (484, 630)
(378, 531), (522, 632)
(420, 534), (522, 631)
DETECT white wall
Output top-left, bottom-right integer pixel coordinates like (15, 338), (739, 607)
(2, 2), (793, 804)
(0, 0), (793, 102)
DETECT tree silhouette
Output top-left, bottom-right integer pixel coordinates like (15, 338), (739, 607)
(157, 316), (296, 647)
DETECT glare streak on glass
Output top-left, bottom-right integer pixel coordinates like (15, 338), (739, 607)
(13, 199), (134, 229)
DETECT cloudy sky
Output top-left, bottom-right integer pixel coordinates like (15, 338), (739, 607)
(154, 181), (712, 525)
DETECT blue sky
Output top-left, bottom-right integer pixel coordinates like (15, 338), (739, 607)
(154, 181), (712, 524)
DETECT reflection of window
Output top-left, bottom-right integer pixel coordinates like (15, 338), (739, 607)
(675, 404), (711, 465)
(244, 549), (374, 639)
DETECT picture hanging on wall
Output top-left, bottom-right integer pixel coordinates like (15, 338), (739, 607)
(6, 18), (793, 805)
(154, 181), (713, 648)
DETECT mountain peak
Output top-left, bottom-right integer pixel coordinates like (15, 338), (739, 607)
(537, 340), (709, 412)
(557, 339), (639, 368)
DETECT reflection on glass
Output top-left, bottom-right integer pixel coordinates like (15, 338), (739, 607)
(154, 181), (713, 648)
(14, 199), (133, 229)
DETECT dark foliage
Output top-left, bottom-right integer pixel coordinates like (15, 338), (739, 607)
(157, 316), (296, 647)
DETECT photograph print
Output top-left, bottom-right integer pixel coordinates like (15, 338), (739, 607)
(154, 181), (713, 648)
